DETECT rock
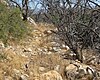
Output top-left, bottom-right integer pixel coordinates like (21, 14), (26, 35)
(23, 48), (32, 52)
(38, 34), (42, 37)
(0, 41), (5, 48)
(40, 70), (63, 80)
(65, 64), (78, 80)
(13, 69), (21, 76)
(64, 61), (96, 80)
(28, 38), (32, 42)
(52, 47), (58, 52)
(35, 37), (38, 39)
(64, 53), (76, 60)
(71, 61), (96, 79)
(33, 29), (39, 32)
(50, 41), (57, 44)
(37, 48), (43, 52)
(48, 47), (53, 51)
(54, 65), (60, 71)
(47, 51), (52, 55)
(39, 67), (45, 72)
(43, 48), (48, 52)
(65, 64), (77, 71)
(48, 47), (60, 52)
(62, 44), (70, 50)
(19, 74), (29, 80)
(44, 30), (52, 36)
(52, 47), (61, 52)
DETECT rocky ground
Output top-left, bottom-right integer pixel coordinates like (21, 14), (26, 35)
(0, 23), (100, 80)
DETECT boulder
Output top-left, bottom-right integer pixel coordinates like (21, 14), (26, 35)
(65, 62), (96, 80)
(65, 64), (78, 80)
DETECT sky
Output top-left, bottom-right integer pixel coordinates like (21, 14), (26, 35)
(15, 0), (100, 11)
(16, 0), (42, 9)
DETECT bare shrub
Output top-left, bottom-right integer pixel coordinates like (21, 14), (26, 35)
(37, 0), (100, 63)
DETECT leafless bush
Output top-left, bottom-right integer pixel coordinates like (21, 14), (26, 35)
(38, 0), (100, 62)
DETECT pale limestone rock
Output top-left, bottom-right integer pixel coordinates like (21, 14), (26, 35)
(20, 74), (28, 80)
(23, 48), (32, 52)
(65, 64), (77, 71)
(39, 67), (45, 72)
(47, 51), (52, 55)
(43, 30), (52, 36)
(62, 44), (70, 50)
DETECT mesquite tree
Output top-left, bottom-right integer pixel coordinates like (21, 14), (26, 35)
(39, 0), (100, 62)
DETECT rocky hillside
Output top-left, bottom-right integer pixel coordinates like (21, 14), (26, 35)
(0, 23), (100, 80)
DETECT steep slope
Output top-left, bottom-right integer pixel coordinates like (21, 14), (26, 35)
(0, 23), (100, 80)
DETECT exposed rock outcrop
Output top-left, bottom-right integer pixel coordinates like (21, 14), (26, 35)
(64, 61), (97, 80)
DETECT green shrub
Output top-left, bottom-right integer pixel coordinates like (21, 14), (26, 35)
(0, 3), (27, 44)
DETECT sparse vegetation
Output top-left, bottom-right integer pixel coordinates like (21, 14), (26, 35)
(0, 0), (100, 80)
